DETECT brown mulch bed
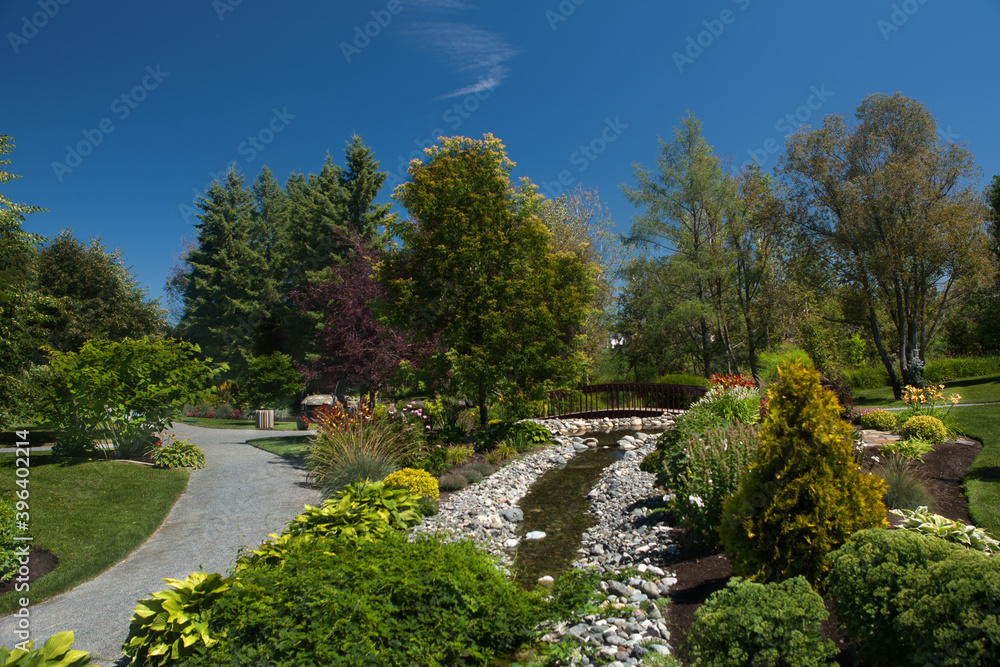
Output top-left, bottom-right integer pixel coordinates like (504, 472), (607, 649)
(0, 550), (58, 597)
(660, 436), (983, 656)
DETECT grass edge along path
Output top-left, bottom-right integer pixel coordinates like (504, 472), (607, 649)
(245, 435), (312, 461)
(950, 405), (1000, 538)
(0, 452), (188, 616)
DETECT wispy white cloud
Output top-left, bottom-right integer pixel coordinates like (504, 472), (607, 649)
(406, 0), (474, 10)
(405, 22), (519, 99)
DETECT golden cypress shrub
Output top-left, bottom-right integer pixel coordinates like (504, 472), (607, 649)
(720, 362), (887, 587)
(382, 468), (439, 500)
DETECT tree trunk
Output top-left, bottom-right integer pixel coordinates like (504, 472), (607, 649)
(700, 316), (711, 379)
(870, 305), (902, 399)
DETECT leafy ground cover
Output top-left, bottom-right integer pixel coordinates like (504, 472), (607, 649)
(854, 374), (1000, 407)
(245, 435), (311, 460)
(177, 417), (299, 430)
(0, 451), (188, 614)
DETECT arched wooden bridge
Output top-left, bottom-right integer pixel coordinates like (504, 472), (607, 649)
(544, 382), (708, 419)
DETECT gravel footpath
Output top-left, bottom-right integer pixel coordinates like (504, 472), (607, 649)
(0, 424), (320, 666)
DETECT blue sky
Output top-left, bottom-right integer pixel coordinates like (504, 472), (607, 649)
(3, 0), (999, 306)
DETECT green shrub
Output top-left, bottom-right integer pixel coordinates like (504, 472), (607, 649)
(657, 423), (759, 549)
(881, 437), (934, 461)
(825, 528), (962, 665)
(858, 408), (896, 431)
(890, 506), (1000, 554)
(514, 420), (552, 444)
(899, 415), (948, 444)
(306, 419), (412, 496)
(923, 355), (999, 383)
(658, 408), (729, 451)
(656, 373), (710, 387)
(639, 450), (661, 473)
(690, 385), (761, 425)
(756, 343), (813, 384)
(122, 571), (233, 666)
(0, 631), (91, 666)
(457, 468), (484, 484)
(416, 495), (439, 517)
(0, 498), (22, 584)
(382, 467), (439, 499)
(896, 548), (1000, 666)
(438, 473), (469, 491)
(681, 576), (837, 667)
(148, 438), (206, 469)
(240, 352), (302, 410)
(50, 432), (95, 458)
(466, 462), (496, 477)
(720, 363), (887, 587)
(875, 456), (934, 511)
(845, 364), (889, 389)
(191, 532), (543, 667)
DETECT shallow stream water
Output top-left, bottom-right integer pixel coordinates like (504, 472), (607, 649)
(512, 430), (635, 588)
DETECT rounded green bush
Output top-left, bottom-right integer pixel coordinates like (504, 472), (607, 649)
(383, 467), (439, 499)
(438, 473), (469, 491)
(899, 415), (948, 444)
(825, 528), (962, 665)
(150, 439), (206, 469)
(457, 468), (484, 484)
(0, 497), (24, 584)
(859, 408), (897, 432)
(191, 532), (543, 667)
(681, 576), (837, 666)
(465, 462), (496, 477)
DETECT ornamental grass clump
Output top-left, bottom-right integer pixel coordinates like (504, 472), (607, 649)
(307, 415), (419, 497)
(720, 362), (887, 587)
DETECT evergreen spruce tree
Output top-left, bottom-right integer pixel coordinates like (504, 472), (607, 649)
(339, 135), (394, 240)
(181, 169), (272, 379)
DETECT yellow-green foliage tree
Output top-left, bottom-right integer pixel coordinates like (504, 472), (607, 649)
(720, 362), (887, 587)
(384, 134), (593, 425)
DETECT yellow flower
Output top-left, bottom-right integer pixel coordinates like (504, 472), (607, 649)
(949, 394), (960, 404)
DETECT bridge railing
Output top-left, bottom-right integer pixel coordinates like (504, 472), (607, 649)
(544, 382), (708, 419)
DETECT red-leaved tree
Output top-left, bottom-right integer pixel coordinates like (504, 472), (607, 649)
(294, 233), (435, 400)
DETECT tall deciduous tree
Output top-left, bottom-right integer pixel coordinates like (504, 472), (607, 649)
(0, 135), (46, 428)
(35, 230), (164, 352)
(537, 187), (623, 379)
(622, 113), (733, 378)
(780, 93), (991, 398)
(384, 134), (592, 425)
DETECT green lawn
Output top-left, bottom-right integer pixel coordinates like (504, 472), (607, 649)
(0, 452), (188, 615)
(246, 435), (312, 461)
(950, 405), (1000, 537)
(854, 374), (1000, 407)
(177, 417), (301, 431)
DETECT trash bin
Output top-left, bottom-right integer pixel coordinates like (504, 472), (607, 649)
(255, 409), (274, 429)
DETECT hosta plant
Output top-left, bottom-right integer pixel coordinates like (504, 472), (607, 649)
(881, 438), (934, 461)
(0, 632), (91, 666)
(122, 571), (233, 666)
(890, 506), (1000, 555)
(148, 438), (206, 469)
